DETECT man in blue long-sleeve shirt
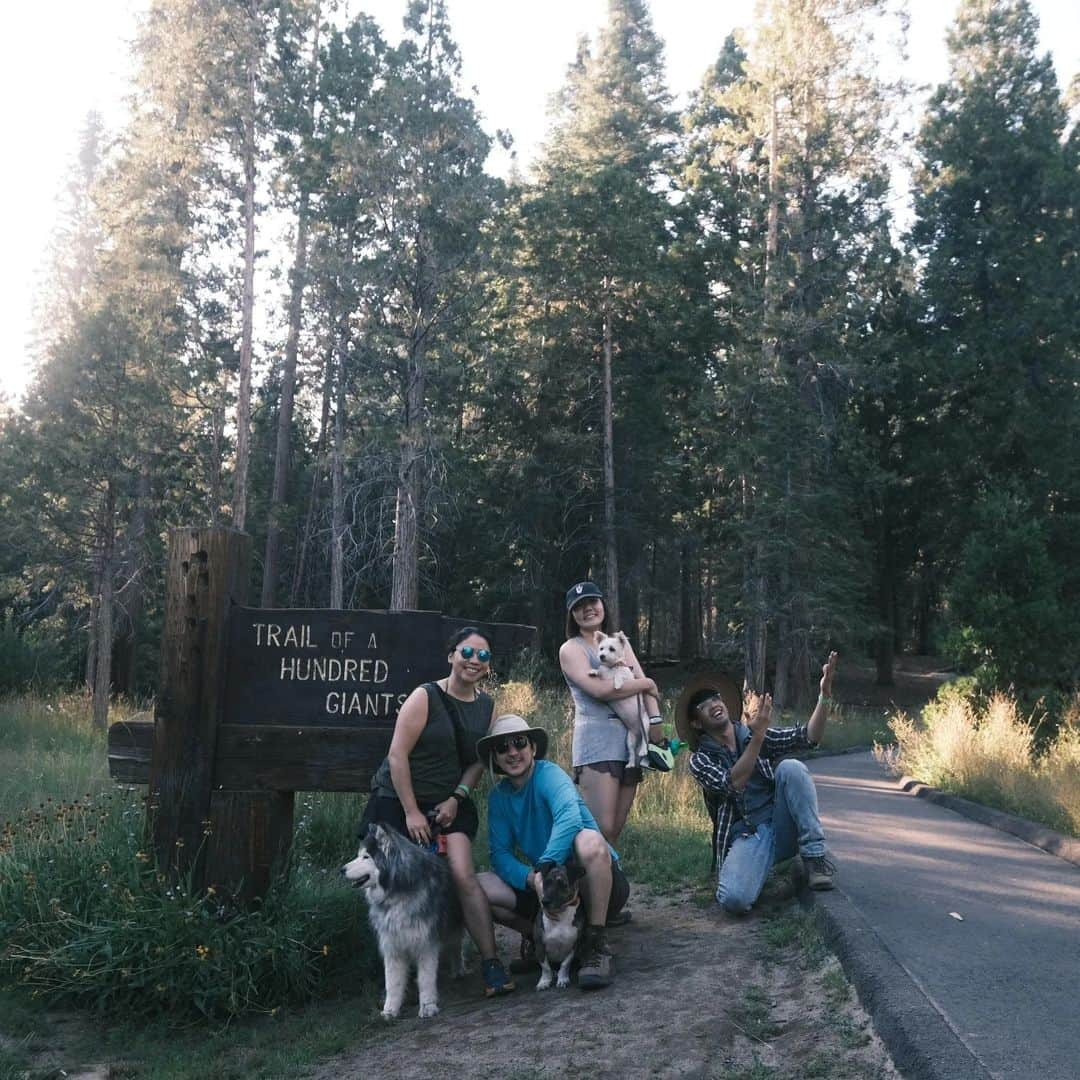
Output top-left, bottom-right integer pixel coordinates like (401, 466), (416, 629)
(476, 715), (628, 990)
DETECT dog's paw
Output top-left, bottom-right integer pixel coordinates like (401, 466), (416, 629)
(418, 1002), (440, 1019)
(556, 977), (571, 989)
(380, 1008), (400, 1021)
(536, 976), (553, 992)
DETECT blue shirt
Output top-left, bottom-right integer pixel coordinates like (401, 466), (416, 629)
(487, 759), (619, 891)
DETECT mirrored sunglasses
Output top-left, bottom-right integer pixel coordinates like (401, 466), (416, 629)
(493, 734), (531, 755)
(458, 645), (491, 663)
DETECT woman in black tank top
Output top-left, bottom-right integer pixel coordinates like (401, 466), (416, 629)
(361, 626), (514, 996)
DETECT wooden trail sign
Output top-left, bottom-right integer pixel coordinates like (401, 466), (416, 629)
(107, 527), (537, 901)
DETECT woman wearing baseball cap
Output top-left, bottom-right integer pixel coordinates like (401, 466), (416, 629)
(558, 581), (664, 848)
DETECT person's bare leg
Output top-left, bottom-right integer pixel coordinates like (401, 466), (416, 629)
(610, 778), (638, 843)
(573, 828), (612, 924)
(576, 767), (621, 843)
(477, 870), (532, 935)
(446, 834), (497, 960)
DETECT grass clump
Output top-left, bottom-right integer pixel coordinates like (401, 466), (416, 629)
(880, 686), (1080, 836)
(0, 785), (377, 1022)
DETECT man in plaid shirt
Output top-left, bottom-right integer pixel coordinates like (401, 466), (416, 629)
(678, 653), (839, 913)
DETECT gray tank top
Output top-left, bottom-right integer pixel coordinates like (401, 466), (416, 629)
(564, 638), (630, 767)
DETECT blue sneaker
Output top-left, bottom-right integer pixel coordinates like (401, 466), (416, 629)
(481, 957), (515, 997)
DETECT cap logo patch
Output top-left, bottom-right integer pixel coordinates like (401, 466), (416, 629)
(575, 584), (583, 594)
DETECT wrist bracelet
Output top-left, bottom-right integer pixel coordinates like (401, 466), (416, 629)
(454, 783), (471, 798)
(447, 791), (461, 802)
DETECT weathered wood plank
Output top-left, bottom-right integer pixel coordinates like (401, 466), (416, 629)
(214, 724), (391, 792)
(107, 720), (153, 784)
(149, 528), (251, 886)
(204, 790), (295, 903)
(108, 720), (391, 792)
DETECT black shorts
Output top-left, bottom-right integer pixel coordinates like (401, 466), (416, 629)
(359, 794), (480, 842)
(511, 853), (630, 922)
(573, 759), (642, 787)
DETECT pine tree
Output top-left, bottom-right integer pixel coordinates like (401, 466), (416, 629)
(911, 0), (1079, 686)
(517, 0), (678, 633)
(684, 0), (905, 701)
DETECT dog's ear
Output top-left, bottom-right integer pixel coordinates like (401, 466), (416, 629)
(567, 862), (587, 884)
(535, 860), (556, 878)
(592, 630), (604, 646)
(616, 631), (629, 647)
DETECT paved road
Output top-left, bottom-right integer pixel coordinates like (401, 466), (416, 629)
(807, 752), (1080, 1080)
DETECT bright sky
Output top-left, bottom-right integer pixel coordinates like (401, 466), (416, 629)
(1, 0), (1076, 405)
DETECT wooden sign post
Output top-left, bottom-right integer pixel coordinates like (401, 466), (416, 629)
(109, 526), (537, 903)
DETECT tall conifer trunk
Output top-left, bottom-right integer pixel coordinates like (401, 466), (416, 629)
(92, 481), (117, 731)
(601, 296), (621, 629)
(330, 322), (347, 609)
(391, 326), (425, 610)
(113, 466), (151, 695)
(292, 346), (334, 606)
(263, 11), (321, 605)
(232, 0), (259, 531)
(743, 86), (782, 696)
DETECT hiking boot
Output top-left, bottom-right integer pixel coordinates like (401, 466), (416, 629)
(605, 907), (633, 928)
(805, 854), (837, 890)
(578, 926), (614, 990)
(509, 934), (539, 974)
(481, 957), (515, 997)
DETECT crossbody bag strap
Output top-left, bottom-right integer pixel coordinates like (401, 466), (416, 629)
(430, 681), (471, 774)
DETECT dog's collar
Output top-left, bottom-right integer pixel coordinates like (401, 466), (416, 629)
(542, 894), (581, 915)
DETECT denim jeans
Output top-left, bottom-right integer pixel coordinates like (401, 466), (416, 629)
(716, 758), (827, 914)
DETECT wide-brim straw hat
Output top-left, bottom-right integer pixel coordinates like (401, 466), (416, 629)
(675, 671), (743, 750)
(476, 714), (550, 774)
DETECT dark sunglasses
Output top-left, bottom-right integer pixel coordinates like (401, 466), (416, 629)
(493, 734), (531, 755)
(695, 692), (727, 711)
(457, 645), (491, 663)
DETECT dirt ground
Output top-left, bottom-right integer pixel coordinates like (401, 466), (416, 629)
(311, 881), (900, 1080)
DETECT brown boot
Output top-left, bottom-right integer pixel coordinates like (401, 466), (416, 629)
(805, 854), (837, 890)
(577, 926), (613, 990)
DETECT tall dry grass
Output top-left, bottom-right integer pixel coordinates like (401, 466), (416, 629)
(880, 689), (1080, 837)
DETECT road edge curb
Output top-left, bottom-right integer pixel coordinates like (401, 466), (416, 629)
(800, 886), (993, 1080)
(896, 776), (1080, 869)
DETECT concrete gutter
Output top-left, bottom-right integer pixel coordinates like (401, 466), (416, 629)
(802, 886), (993, 1080)
(896, 776), (1080, 869)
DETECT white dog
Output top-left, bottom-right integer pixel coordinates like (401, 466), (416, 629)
(591, 630), (653, 769)
(341, 823), (465, 1020)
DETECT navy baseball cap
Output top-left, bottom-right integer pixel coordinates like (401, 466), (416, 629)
(565, 581), (604, 611)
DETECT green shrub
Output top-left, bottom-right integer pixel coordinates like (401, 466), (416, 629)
(944, 490), (1071, 690)
(0, 788), (377, 1022)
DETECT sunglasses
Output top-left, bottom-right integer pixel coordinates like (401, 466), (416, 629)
(493, 734), (531, 755)
(457, 645), (491, 663)
(695, 692), (728, 711)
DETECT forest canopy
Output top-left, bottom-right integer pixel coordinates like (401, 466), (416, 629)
(1, 0), (1077, 720)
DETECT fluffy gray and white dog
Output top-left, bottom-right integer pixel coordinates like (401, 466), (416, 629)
(342, 823), (464, 1019)
(533, 861), (586, 990)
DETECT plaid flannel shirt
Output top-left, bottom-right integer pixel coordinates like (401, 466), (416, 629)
(688, 723), (817, 875)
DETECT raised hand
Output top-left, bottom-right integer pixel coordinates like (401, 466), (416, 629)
(820, 652), (838, 698)
(750, 693), (773, 736)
